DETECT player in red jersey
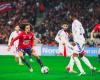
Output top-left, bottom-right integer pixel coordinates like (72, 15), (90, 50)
(91, 23), (100, 41)
(8, 23), (45, 72)
(91, 23), (100, 62)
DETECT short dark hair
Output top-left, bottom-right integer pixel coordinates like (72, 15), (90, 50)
(20, 23), (33, 31)
(61, 21), (68, 25)
(71, 13), (77, 18)
(15, 23), (20, 27)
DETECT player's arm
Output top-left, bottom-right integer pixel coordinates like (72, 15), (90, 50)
(31, 33), (35, 49)
(55, 31), (61, 43)
(90, 30), (95, 40)
(72, 23), (79, 43)
(81, 25), (85, 34)
(31, 34), (37, 56)
(34, 36), (41, 43)
(8, 34), (21, 50)
(90, 25), (97, 41)
(8, 32), (13, 46)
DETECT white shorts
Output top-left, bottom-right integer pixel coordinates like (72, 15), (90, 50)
(74, 42), (85, 53)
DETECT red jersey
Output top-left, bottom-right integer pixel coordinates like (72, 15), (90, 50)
(93, 24), (100, 32)
(10, 31), (34, 49)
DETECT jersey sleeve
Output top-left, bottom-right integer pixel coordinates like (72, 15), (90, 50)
(8, 32), (13, 46)
(72, 23), (79, 42)
(10, 33), (21, 46)
(93, 25), (98, 32)
(55, 31), (62, 43)
(81, 26), (85, 34)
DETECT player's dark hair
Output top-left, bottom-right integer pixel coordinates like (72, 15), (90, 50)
(61, 21), (68, 26)
(71, 13), (77, 18)
(20, 23), (33, 31)
(15, 23), (19, 27)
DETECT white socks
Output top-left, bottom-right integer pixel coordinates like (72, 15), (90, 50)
(74, 57), (84, 73)
(67, 57), (74, 71)
(81, 56), (93, 69)
(18, 57), (22, 64)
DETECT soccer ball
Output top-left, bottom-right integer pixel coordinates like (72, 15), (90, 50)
(41, 66), (49, 74)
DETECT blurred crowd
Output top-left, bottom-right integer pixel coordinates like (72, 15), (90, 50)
(0, 0), (45, 44)
(0, 0), (100, 46)
(36, 0), (100, 46)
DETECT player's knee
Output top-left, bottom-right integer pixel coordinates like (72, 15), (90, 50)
(73, 53), (78, 57)
(31, 49), (38, 57)
(19, 52), (23, 58)
(71, 42), (76, 46)
(33, 53), (39, 58)
(79, 50), (86, 58)
(79, 53), (84, 58)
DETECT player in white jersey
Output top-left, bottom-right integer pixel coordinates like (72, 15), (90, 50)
(66, 14), (96, 74)
(55, 22), (85, 76)
(8, 25), (23, 65)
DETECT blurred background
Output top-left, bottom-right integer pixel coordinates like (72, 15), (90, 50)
(0, 0), (100, 47)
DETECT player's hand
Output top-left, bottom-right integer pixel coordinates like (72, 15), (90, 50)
(91, 38), (95, 41)
(36, 38), (41, 43)
(72, 42), (76, 46)
(8, 46), (11, 51)
(62, 42), (65, 45)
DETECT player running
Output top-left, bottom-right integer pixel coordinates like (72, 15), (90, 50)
(55, 22), (85, 76)
(90, 22), (100, 62)
(8, 23), (46, 72)
(8, 24), (23, 65)
(66, 14), (96, 75)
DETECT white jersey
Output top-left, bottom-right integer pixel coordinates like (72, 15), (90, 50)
(72, 19), (85, 52)
(72, 19), (85, 44)
(8, 31), (21, 47)
(55, 29), (72, 46)
(55, 29), (74, 56)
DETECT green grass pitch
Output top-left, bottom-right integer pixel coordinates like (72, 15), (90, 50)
(0, 56), (100, 80)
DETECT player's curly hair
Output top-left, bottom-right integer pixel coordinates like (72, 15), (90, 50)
(20, 23), (33, 31)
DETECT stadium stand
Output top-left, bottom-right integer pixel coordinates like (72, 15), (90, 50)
(0, 0), (100, 46)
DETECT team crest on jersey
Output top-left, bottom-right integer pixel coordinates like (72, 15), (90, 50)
(29, 36), (32, 39)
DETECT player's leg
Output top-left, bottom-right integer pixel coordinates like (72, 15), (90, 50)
(14, 52), (23, 65)
(66, 56), (76, 73)
(15, 50), (23, 65)
(58, 45), (64, 55)
(15, 56), (18, 62)
(31, 49), (44, 68)
(76, 43), (93, 69)
(97, 70), (100, 72)
(18, 57), (23, 65)
(14, 51), (21, 64)
(66, 56), (74, 70)
(73, 53), (85, 76)
(13, 47), (18, 62)
(80, 51), (94, 69)
(77, 42), (96, 74)
(27, 50), (33, 62)
(18, 50), (33, 72)
(98, 54), (100, 62)
(78, 42), (96, 70)
(13, 46), (23, 65)
(65, 47), (77, 73)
